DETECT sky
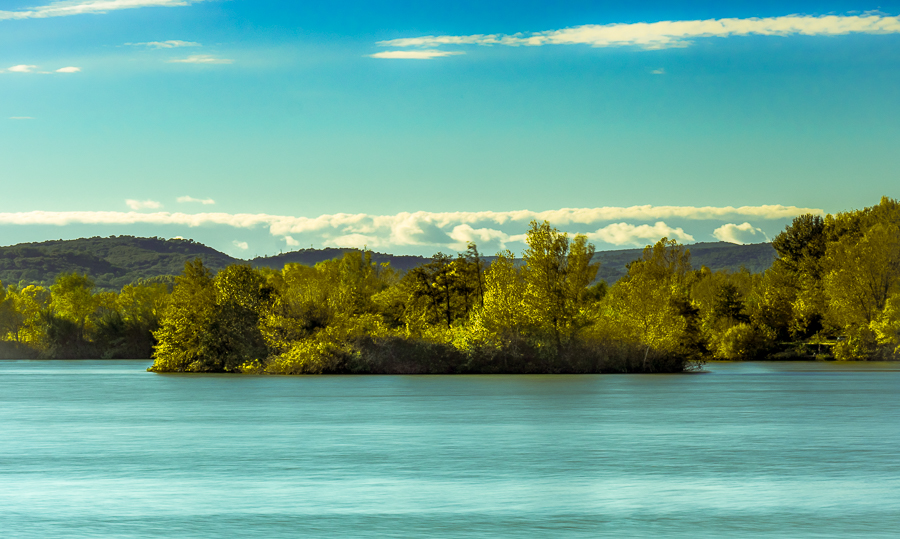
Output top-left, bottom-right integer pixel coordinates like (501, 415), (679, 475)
(1, 0), (898, 258)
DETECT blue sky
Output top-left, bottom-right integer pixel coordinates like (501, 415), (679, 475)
(1, 1), (898, 257)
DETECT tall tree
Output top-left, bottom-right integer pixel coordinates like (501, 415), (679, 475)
(522, 220), (599, 355)
(150, 259), (217, 372)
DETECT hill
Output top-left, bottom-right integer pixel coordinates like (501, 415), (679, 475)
(0, 236), (778, 290)
(251, 248), (428, 273)
(593, 241), (777, 284)
(0, 236), (238, 290)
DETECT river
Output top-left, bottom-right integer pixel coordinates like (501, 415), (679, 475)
(1, 360), (898, 538)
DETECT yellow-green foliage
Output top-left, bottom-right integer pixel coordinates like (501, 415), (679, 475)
(870, 293), (900, 358)
(5, 198), (899, 367)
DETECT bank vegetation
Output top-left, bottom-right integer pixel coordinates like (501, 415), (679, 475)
(2, 197), (898, 371)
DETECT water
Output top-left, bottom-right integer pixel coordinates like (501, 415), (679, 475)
(1, 361), (898, 538)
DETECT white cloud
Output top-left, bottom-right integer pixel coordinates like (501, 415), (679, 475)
(651, 68), (665, 75)
(369, 50), (465, 60)
(7, 65), (37, 72)
(177, 195), (215, 205)
(232, 240), (249, 250)
(448, 224), (513, 251)
(0, 205), (815, 252)
(125, 199), (162, 210)
(127, 40), (200, 48)
(713, 222), (768, 244)
(167, 55), (233, 64)
(0, 0), (202, 21)
(587, 222), (695, 246)
(56, 66), (81, 73)
(378, 14), (900, 51)
(9, 116), (35, 120)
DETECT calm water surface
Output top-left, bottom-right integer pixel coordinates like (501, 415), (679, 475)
(1, 361), (898, 538)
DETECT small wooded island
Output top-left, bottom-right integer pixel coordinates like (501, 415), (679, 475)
(1, 197), (898, 373)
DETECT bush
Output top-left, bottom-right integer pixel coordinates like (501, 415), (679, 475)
(833, 327), (878, 361)
(714, 323), (773, 361)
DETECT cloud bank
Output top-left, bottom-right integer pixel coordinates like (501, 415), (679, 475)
(0, 0), (202, 21)
(378, 14), (900, 52)
(0, 205), (817, 252)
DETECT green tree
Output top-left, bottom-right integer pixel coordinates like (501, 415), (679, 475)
(150, 259), (218, 372)
(51, 272), (98, 340)
(824, 221), (900, 328)
(605, 238), (702, 369)
(521, 221), (599, 355)
(476, 250), (528, 343)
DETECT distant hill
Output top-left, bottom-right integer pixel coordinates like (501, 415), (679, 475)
(0, 236), (239, 290)
(251, 248), (428, 273)
(0, 236), (778, 290)
(592, 242), (777, 284)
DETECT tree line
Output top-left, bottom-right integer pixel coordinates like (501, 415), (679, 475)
(2, 197), (898, 370)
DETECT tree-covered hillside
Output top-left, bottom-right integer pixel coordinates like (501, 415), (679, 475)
(1, 235), (777, 291)
(0, 236), (238, 290)
(252, 249), (428, 273)
(593, 242), (777, 284)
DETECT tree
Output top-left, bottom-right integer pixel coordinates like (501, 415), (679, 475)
(824, 221), (900, 328)
(51, 272), (98, 340)
(605, 238), (702, 369)
(404, 252), (475, 329)
(477, 250), (528, 343)
(772, 214), (827, 275)
(150, 259), (217, 372)
(521, 220), (599, 355)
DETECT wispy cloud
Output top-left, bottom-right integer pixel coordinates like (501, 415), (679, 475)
(232, 240), (249, 250)
(126, 40), (200, 49)
(125, 199), (162, 210)
(369, 50), (465, 60)
(651, 68), (665, 75)
(0, 0), (202, 21)
(378, 14), (900, 52)
(713, 222), (768, 244)
(177, 196), (215, 205)
(9, 116), (35, 120)
(0, 205), (817, 252)
(167, 54), (233, 64)
(3, 64), (82, 74)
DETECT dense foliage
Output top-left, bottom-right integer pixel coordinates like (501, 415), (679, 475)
(147, 221), (697, 374)
(0, 234), (774, 291)
(2, 198), (898, 368)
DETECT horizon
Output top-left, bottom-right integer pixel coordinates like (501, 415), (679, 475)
(0, 232), (777, 260)
(2, 1), (898, 257)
